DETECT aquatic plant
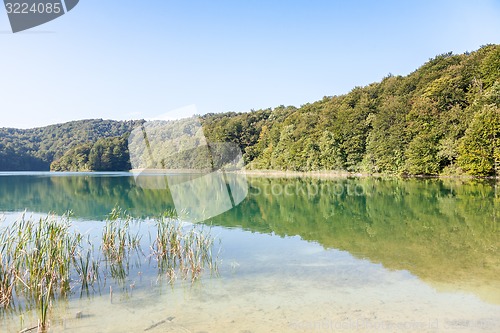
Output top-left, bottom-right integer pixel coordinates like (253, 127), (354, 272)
(0, 209), (220, 332)
(101, 208), (143, 284)
(102, 208), (141, 259)
(0, 213), (87, 331)
(0, 258), (15, 308)
(151, 217), (219, 282)
(74, 237), (101, 296)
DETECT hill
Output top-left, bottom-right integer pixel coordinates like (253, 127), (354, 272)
(203, 44), (500, 177)
(1, 44), (499, 176)
(0, 119), (143, 171)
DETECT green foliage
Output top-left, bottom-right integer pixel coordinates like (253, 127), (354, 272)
(0, 119), (142, 171)
(404, 133), (441, 175)
(457, 104), (500, 176)
(364, 96), (406, 173)
(480, 44), (500, 88)
(51, 135), (132, 171)
(2, 45), (500, 176)
(50, 143), (92, 171)
(244, 44), (500, 176)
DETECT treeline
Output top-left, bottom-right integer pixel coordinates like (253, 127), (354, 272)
(203, 44), (500, 177)
(50, 135), (131, 171)
(1, 45), (499, 175)
(0, 119), (142, 171)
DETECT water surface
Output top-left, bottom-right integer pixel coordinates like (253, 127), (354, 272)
(0, 173), (498, 332)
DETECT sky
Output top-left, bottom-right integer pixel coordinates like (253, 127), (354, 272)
(0, 0), (499, 129)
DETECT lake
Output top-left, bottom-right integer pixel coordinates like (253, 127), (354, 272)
(0, 172), (499, 332)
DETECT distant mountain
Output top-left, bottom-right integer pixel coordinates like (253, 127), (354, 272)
(0, 119), (143, 171)
(1, 44), (499, 176)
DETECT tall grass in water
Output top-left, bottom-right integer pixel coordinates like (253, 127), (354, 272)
(0, 257), (15, 308)
(0, 209), (220, 331)
(102, 208), (142, 259)
(74, 236), (100, 297)
(101, 208), (142, 283)
(152, 216), (219, 282)
(0, 214), (96, 331)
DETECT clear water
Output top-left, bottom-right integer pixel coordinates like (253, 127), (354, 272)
(0, 173), (498, 332)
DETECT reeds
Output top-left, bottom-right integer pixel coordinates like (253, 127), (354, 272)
(101, 208), (143, 284)
(0, 213), (85, 331)
(102, 208), (142, 262)
(0, 257), (15, 308)
(74, 237), (100, 296)
(151, 217), (219, 282)
(0, 209), (220, 331)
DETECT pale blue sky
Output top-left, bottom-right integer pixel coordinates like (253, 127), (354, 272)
(1, 0), (499, 128)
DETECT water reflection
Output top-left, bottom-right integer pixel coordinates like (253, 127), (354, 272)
(213, 177), (499, 305)
(0, 173), (498, 304)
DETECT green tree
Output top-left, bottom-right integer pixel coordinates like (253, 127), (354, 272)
(480, 45), (500, 88)
(405, 133), (440, 175)
(458, 104), (500, 176)
(364, 96), (407, 173)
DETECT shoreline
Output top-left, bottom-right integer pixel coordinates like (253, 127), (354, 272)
(1, 169), (498, 180)
(233, 169), (500, 180)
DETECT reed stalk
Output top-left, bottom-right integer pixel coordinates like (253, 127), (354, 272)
(0, 209), (220, 331)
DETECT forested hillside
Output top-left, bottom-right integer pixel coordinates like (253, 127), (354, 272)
(50, 135), (132, 172)
(0, 119), (142, 171)
(1, 45), (499, 176)
(203, 44), (500, 176)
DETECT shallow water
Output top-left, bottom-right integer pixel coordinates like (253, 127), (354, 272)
(0, 173), (498, 332)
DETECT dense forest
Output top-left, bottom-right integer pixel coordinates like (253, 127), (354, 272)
(0, 120), (142, 171)
(202, 44), (500, 177)
(50, 135), (132, 172)
(1, 45), (499, 176)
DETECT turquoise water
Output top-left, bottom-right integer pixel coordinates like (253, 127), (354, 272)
(0, 173), (498, 332)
